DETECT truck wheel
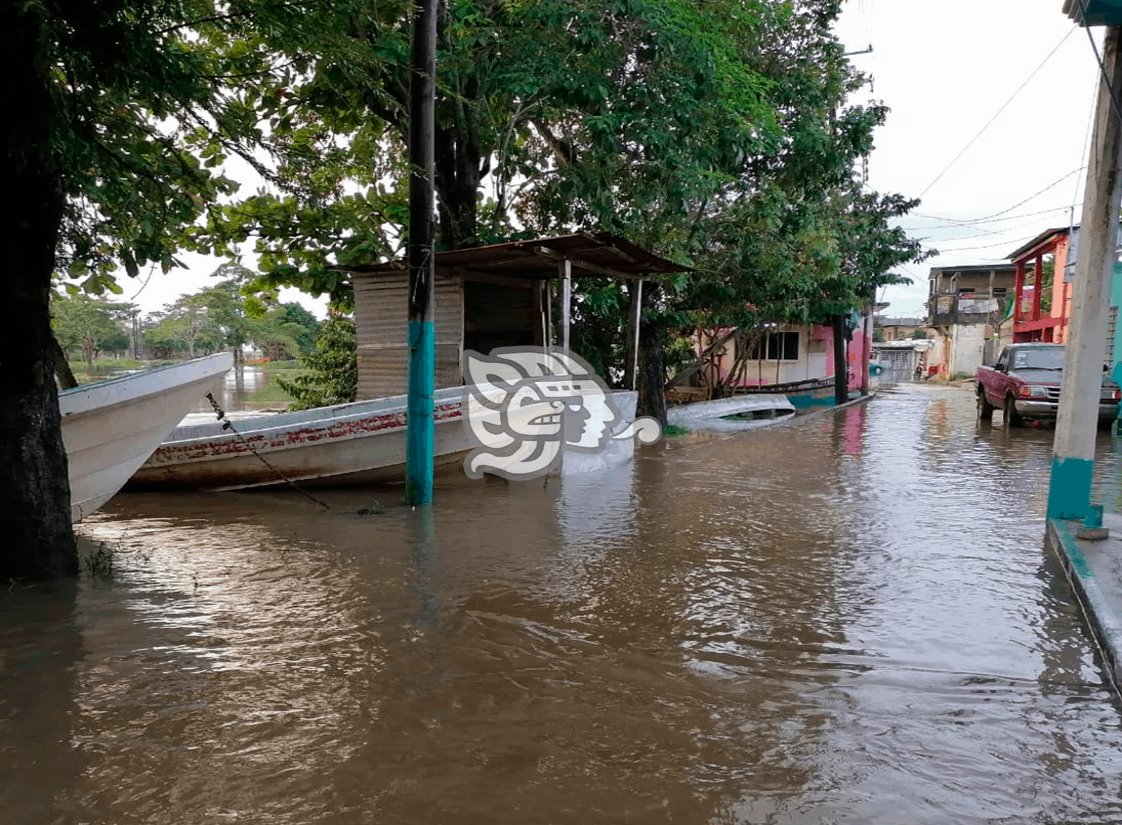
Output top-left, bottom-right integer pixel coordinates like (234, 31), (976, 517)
(1005, 396), (1024, 428)
(977, 388), (994, 421)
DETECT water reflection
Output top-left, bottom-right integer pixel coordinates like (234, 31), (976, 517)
(4, 386), (1122, 822)
(189, 366), (273, 415)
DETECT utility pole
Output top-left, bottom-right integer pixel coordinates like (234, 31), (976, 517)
(405, 0), (437, 506)
(1048, 23), (1122, 520)
(833, 315), (848, 405)
(860, 296), (872, 397)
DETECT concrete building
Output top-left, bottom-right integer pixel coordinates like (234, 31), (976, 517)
(926, 263), (1017, 379)
(874, 316), (925, 342)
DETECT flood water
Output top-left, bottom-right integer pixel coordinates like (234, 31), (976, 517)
(189, 366), (275, 416)
(7, 385), (1122, 823)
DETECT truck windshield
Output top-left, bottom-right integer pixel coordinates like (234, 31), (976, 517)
(1010, 348), (1064, 371)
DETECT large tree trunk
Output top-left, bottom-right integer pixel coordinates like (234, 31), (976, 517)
(53, 334), (79, 390)
(0, 5), (78, 578)
(434, 121), (482, 249)
(637, 320), (668, 427)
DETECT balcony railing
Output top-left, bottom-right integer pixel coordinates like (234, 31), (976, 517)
(927, 292), (1004, 326)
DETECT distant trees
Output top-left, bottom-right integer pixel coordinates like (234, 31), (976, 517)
(141, 274), (321, 362)
(51, 294), (134, 370)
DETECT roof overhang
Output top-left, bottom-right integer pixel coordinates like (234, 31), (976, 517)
(1007, 227), (1069, 263)
(1064, 0), (1122, 26)
(335, 232), (692, 281)
(927, 263), (1017, 279)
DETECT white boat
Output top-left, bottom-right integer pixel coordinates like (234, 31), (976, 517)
(61, 353), (234, 522)
(666, 393), (796, 433)
(129, 387), (470, 491)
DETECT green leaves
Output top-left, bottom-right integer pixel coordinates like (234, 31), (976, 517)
(276, 314), (357, 410)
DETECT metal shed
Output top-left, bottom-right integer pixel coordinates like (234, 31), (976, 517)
(336, 233), (690, 400)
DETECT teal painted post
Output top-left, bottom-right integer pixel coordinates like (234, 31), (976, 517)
(406, 320), (435, 503)
(405, 0), (436, 506)
(1049, 24), (1122, 520)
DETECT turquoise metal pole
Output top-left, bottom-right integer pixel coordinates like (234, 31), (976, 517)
(405, 0), (436, 506)
(406, 319), (435, 504)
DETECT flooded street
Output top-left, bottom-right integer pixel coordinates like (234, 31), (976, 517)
(7, 385), (1122, 823)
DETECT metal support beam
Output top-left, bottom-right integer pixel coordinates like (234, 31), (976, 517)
(861, 307), (871, 396)
(626, 279), (643, 391)
(545, 280), (554, 352)
(1032, 254), (1045, 322)
(560, 258), (571, 353)
(1049, 24), (1122, 521)
(533, 245), (635, 280)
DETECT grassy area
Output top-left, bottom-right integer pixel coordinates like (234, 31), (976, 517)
(663, 423), (689, 437)
(245, 367), (306, 406)
(255, 359), (302, 373)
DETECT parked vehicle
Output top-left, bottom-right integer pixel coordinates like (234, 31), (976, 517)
(975, 343), (1121, 427)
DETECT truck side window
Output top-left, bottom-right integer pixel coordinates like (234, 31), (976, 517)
(995, 352), (1007, 371)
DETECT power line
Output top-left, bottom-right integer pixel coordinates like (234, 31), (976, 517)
(939, 167), (1085, 225)
(918, 27), (1075, 199)
(914, 212), (1078, 244)
(928, 235), (1031, 254)
(911, 204), (1076, 229)
(1077, 0), (1122, 128)
(1067, 58), (1099, 244)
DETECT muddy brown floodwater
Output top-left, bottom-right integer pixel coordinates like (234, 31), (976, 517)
(6, 385), (1122, 824)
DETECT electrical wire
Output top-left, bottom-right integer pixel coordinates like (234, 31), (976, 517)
(926, 234), (1039, 254)
(911, 205), (1078, 229)
(920, 167), (1085, 229)
(917, 27), (1076, 198)
(1077, 0), (1122, 127)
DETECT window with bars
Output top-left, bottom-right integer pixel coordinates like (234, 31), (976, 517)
(747, 331), (800, 362)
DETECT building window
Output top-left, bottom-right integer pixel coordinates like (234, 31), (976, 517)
(749, 331), (800, 361)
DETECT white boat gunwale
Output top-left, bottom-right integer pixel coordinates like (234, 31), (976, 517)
(59, 353), (235, 418)
(147, 386), (467, 463)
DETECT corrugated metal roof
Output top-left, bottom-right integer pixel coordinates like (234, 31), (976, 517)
(337, 233), (691, 281)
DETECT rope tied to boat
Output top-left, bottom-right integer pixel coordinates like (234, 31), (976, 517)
(204, 392), (332, 510)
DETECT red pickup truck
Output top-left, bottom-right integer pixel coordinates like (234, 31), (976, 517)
(976, 343), (1121, 427)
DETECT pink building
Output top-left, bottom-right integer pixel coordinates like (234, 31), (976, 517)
(692, 316), (871, 404)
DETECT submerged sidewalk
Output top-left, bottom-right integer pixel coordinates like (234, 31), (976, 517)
(1047, 515), (1122, 688)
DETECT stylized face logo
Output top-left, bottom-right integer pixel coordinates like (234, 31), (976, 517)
(462, 347), (652, 480)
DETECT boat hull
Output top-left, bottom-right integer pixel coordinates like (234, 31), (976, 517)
(734, 377), (836, 409)
(667, 394), (795, 432)
(129, 388), (469, 491)
(60, 353), (234, 522)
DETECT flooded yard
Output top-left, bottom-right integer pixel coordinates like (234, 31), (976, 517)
(5, 385), (1122, 823)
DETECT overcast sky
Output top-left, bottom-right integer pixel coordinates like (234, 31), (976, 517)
(837, 0), (1103, 318)
(129, 0), (1103, 322)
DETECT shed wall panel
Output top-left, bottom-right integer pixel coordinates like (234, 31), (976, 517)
(353, 271), (463, 400)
